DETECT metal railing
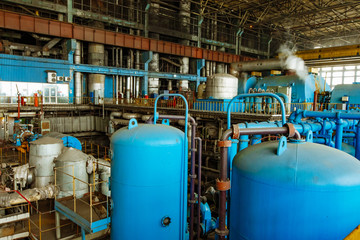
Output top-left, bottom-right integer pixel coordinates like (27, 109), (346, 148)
(82, 141), (110, 161)
(2, 95), (356, 115)
(0, 146), (27, 165)
(29, 208), (75, 240)
(54, 162), (110, 224)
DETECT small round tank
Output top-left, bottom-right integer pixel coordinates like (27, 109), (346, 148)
(230, 139), (360, 240)
(55, 147), (88, 199)
(111, 120), (185, 239)
(29, 137), (63, 188)
(205, 73), (238, 99)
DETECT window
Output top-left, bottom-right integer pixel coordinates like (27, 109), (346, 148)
(344, 77), (355, 84)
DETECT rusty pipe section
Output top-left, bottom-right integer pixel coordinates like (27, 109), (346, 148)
(216, 123), (297, 239)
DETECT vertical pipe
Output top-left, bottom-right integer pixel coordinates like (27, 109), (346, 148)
(335, 119), (344, 150)
(217, 145), (229, 240)
(189, 122), (196, 240)
(195, 137), (202, 240)
(180, 57), (189, 91)
(55, 212), (61, 239)
(74, 41), (82, 104)
(356, 123), (360, 160)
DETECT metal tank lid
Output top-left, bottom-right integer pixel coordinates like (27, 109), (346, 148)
(30, 137), (63, 145)
(56, 147), (88, 162)
(111, 120), (184, 147)
(233, 140), (360, 190)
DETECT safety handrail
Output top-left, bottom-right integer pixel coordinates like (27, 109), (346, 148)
(226, 93), (286, 129)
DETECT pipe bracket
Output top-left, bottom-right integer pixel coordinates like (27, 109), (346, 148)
(216, 179), (230, 191)
(215, 228), (229, 236)
(284, 123), (296, 137)
(218, 140), (231, 147)
(232, 124), (240, 139)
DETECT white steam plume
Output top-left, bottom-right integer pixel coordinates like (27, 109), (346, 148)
(278, 44), (308, 80)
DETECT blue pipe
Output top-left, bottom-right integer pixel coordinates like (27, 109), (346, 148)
(301, 110), (360, 120)
(227, 93), (286, 129)
(356, 124), (360, 159)
(335, 119), (344, 150)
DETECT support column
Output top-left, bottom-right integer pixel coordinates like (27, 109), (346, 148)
(74, 40), (82, 104)
(141, 51), (153, 97)
(267, 37), (273, 59)
(197, 15), (203, 48)
(196, 59), (205, 90)
(67, 0), (73, 23)
(144, 2), (150, 38)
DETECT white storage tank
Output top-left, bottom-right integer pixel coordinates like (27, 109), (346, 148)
(55, 147), (89, 199)
(29, 137), (63, 188)
(205, 73), (238, 99)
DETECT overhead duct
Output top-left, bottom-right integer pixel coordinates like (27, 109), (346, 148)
(230, 59), (282, 77)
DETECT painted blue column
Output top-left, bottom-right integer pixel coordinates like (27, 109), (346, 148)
(141, 51), (153, 97)
(335, 119), (344, 150)
(196, 59), (205, 90)
(356, 123), (360, 160)
(67, 39), (76, 103)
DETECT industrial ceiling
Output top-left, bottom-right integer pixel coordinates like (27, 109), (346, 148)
(190, 0), (360, 50)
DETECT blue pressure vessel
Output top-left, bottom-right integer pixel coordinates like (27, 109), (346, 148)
(230, 139), (360, 240)
(110, 119), (186, 240)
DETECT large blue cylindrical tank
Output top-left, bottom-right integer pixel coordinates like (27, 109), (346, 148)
(230, 139), (360, 240)
(110, 120), (185, 240)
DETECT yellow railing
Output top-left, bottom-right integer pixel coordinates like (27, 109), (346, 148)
(29, 208), (75, 240)
(54, 162), (110, 225)
(0, 146), (27, 164)
(82, 141), (110, 160)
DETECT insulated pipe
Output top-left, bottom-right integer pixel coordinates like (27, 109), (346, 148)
(230, 59), (282, 77)
(8, 112), (36, 118)
(74, 41), (82, 104)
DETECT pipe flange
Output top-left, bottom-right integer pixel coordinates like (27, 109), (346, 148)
(284, 123), (296, 138)
(216, 179), (230, 191)
(232, 124), (240, 139)
(189, 174), (197, 179)
(215, 228), (229, 237)
(218, 140), (232, 147)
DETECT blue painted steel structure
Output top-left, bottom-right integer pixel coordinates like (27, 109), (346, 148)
(0, 52), (206, 100)
(54, 200), (110, 240)
(230, 139), (360, 240)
